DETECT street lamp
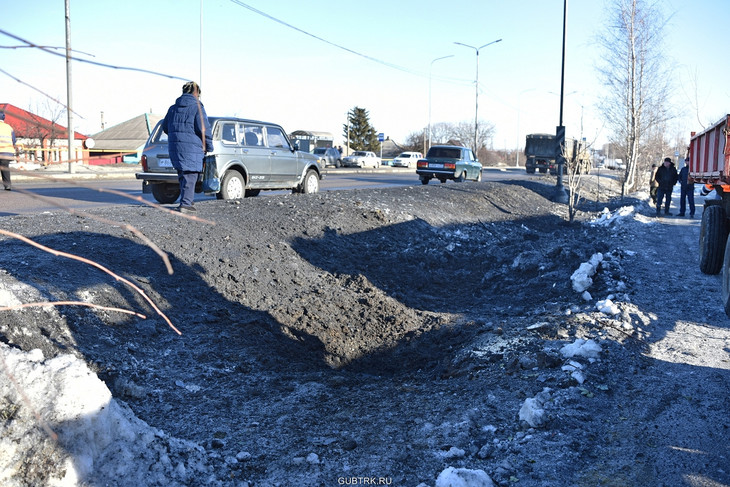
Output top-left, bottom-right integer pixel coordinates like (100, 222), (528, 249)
(429, 55), (454, 151)
(454, 38), (502, 154)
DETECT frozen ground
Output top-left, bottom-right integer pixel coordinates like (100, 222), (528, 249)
(1, 176), (729, 486)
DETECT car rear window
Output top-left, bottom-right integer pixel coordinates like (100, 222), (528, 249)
(427, 147), (461, 159)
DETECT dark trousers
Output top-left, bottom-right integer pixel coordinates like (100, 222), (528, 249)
(0, 157), (11, 189)
(177, 170), (199, 207)
(679, 184), (695, 216)
(656, 187), (673, 214)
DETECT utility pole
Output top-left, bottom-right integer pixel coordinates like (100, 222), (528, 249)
(65, 0), (74, 173)
(553, 0), (568, 203)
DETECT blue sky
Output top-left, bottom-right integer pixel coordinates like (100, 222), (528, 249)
(2, 0), (728, 152)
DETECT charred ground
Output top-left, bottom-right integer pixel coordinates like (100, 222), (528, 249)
(1, 176), (729, 486)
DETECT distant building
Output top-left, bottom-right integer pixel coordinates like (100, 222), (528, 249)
(289, 130), (334, 152)
(89, 113), (163, 165)
(0, 103), (90, 165)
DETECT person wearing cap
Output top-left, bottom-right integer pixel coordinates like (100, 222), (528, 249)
(654, 157), (678, 216)
(677, 157), (695, 217)
(0, 111), (17, 191)
(162, 81), (213, 212)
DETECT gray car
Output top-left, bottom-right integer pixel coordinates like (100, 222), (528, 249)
(312, 147), (342, 168)
(136, 117), (322, 203)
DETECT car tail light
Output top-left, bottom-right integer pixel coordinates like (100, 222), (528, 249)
(445, 163), (456, 169)
(141, 154), (148, 172)
(417, 160), (428, 168)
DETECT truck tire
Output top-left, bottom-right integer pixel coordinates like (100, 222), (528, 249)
(699, 204), (728, 274)
(526, 167), (535, 174)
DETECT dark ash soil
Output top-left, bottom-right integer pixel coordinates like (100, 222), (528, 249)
(1, 176), (729, 486)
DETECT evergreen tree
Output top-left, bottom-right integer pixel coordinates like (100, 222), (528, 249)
(342, 107), (380, 152)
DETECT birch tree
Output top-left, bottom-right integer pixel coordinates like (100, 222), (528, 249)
(597, 0), (672, 195)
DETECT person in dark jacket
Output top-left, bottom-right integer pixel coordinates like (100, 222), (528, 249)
(162, 81), (213, 212)
(677, 157), (695, 217)
(654, 157), (678, 216)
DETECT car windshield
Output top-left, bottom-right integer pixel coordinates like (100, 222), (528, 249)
(353, 151), (367, 156)
(313, 148), (326, 154)
(427, 147), (461, 159)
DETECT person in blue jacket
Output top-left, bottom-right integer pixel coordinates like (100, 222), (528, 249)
(162, 81), (213, 212)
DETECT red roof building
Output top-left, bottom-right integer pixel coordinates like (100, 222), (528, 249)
(0, 103), (90, 165)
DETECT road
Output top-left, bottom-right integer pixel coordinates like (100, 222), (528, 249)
(0, 167), (530, 217)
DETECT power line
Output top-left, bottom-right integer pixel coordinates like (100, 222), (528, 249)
(0, 29), (189, 82)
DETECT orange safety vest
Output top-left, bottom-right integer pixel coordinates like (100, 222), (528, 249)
(0, 122), (15, 155)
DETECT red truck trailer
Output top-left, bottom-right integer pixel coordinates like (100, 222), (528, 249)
(690, 114), (730, 314)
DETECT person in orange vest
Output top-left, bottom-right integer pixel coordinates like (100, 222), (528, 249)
(0, 111), (17, 191)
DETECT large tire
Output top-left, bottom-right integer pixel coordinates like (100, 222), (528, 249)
(299, 169), (319, 194)
(455, 171), (466, 183)
(420, 177), (430, 185)
(475, 170), (482, 182)
(699, 204), (728, 274)
(151, 183), (180, 204)
(526, 167), (536, 174)
(219, 169), (246, 200)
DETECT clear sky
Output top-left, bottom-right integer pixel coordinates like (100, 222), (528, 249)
(2, 0), (728, 153)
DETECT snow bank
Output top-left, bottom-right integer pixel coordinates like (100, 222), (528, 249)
(0, 343), (212, 486)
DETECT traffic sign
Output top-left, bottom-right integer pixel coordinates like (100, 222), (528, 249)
(378, 133), (384, 142)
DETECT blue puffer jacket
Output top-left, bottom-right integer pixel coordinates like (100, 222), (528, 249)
(162, 93), (213, 172)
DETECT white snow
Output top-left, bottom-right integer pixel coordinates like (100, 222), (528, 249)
(435, 466), (495, 487)
(560, 339), (603, 359)
(0, 343), (212, 486)
(570, 253), (603, 292)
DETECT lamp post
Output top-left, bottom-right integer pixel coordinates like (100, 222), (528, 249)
(553, 0), (568, 203)
(429, 55), (453, 151)
(454, 38), (502, 154)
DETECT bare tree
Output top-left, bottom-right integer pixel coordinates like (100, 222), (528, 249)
(597, 0), (673, 195)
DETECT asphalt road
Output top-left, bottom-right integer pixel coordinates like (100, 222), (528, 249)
(0, 167), (531, 217)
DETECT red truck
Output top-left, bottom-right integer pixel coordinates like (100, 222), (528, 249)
(690, 114), (730, 313)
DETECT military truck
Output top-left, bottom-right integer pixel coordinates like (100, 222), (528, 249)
(524, 133), (591, 175)
(524, 133), (555, 174)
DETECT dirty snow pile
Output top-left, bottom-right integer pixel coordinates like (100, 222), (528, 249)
(0, 343), (214, 487)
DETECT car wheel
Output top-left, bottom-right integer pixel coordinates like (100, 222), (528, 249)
(151, 183), (180, 204)
(455, 171), (466, 183)
(299, 169), (319, 194)
(420, 177), (430, 185)
(245, 189), (260, 197)
(439, 179), (447, 184)
(475, 170), (482, 182)
(335, 159), (341, 168)
(220, 169), (246, 200)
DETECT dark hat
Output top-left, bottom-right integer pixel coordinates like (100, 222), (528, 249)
(182, 81), (200, 95)
(664, 157), (671, 162)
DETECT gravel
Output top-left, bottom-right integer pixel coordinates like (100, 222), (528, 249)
(1, 175), (729, 486)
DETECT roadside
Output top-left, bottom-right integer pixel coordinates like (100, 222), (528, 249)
(1, 175), (728, 486)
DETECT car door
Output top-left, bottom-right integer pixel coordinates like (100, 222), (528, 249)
(265, 125), (297, 185)
(239, 123), (271, 186)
